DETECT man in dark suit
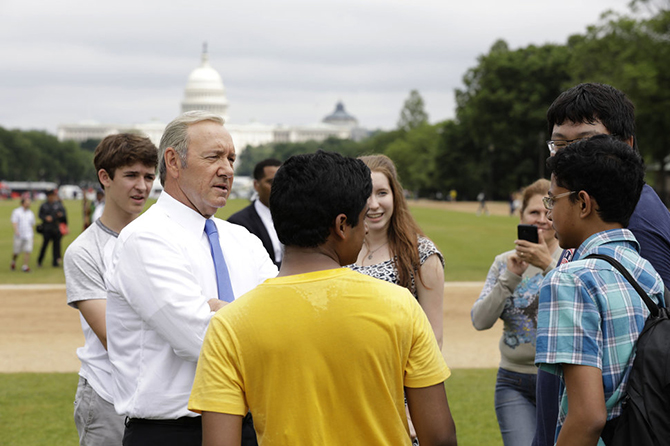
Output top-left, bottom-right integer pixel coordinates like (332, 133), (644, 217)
(229, 159), (282, 268)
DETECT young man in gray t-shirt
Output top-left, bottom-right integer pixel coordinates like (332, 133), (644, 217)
(64, 134), (157, 446)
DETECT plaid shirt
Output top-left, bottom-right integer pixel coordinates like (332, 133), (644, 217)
(535, 228), (665, 440)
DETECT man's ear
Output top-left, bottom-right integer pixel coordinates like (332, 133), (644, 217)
(577, 190), (595, 218)
(333, 214), (348, 241)
(98, 169), (111, 188)
(624, 135), (634, 148)
(164, 147), (181, 179)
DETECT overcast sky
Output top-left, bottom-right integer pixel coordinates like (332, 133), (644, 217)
(0, 0), (633, 134)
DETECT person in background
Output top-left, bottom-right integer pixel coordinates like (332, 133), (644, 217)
(37, 189), (67, 267)
(10, 196), (35, 272)
(189, 150), (457, 446)
(64, 133), (158, 446)
(471, 179), (561, 446)
(348, 154), (445, 444)
(228, 158), (282, 267)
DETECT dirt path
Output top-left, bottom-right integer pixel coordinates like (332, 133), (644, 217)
(0, 283), (501, 372)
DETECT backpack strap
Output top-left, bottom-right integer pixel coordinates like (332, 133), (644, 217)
(584, 253), (660, 318)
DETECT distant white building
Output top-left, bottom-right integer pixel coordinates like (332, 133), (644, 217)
(57, 44), (367, 156)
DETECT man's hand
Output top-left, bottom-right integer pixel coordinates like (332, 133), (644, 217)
(208, 299), (228, 312)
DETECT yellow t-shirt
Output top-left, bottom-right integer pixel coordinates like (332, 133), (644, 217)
(189, 268), (450, 445)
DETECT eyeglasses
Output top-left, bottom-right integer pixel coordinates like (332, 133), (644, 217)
(542, 191), (577, 210)
(546, 134), (618, 155)
(546, 138), (586, 155)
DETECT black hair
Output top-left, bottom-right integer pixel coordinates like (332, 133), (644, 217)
(546, 134), (644, 227)
(270, 150), (372, 248)
(253, 158), (282, 181)
(547, 83), (637, 151)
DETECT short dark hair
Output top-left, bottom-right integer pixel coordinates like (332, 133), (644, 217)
(546, 134), (644, 227)
(94, 134), (158, 189)
(547, 83), (637, 150)
(270, 150), (371, 248)
(253, 158), (282, 181)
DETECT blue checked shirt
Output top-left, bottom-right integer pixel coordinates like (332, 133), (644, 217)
(535, 228), (665, 441)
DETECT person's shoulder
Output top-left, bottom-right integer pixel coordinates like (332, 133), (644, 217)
(227, 203), (255, 223)
(632, 184), (670, 223)
(217, 216), (256, 238)
(347, 269), (414, 300)
(64, 224), (110, 268)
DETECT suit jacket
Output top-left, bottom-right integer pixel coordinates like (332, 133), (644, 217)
(228, 201), (281, 268)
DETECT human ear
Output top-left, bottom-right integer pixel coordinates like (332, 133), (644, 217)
(164, 148), (180, 179)
(98, 169), (111, 188)
(334, 214), (348, 240)
(578, 191), (594, 218)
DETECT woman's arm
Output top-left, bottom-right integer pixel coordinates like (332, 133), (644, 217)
(471, 253), (523, 330)
(416, 254), (445, 348)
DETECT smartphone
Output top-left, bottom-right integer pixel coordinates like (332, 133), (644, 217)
(517, 224), (539, 244)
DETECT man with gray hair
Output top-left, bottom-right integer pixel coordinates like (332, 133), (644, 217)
(105, 111), (277, 446)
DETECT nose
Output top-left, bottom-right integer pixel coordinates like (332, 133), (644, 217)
(368, 195), (378, 209)
(546, 208), (553, 221)
(218, 159), (234, 178)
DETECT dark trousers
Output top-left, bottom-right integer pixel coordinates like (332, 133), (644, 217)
(123, 417), (202, 446)
(123, 413), (258, 446)
(38, 232), (61, 266)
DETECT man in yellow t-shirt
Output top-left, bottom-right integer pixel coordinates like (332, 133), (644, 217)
(189, 151), (457, 446)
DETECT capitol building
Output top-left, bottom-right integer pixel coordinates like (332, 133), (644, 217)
(57, 45), (366, 153)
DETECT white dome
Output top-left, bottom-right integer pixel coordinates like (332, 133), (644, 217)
(181, 44), (229, 121)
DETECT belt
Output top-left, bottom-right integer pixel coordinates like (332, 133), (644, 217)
(125, 416), (202, 427)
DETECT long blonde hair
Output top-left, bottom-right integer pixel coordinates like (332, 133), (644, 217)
(359, 154), (425, 290)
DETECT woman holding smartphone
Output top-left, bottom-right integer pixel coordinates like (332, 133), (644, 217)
(471, 179), (560, 446)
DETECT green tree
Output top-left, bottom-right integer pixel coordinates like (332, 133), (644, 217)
(567, 5), (670, 202)
(385, 123), (441, 196)
(397, 90), (429, 132)
(454, 40), (571, 198)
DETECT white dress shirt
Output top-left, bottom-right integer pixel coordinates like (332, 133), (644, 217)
(254, 199), (283, 263)
(105, 192), (278, 419)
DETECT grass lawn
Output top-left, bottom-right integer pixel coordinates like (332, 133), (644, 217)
(0, 197), (516, 284)
(0, 370), (501, 446)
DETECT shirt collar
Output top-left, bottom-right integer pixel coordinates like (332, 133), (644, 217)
(157, 191), (209, 236)
(573, 228), (640, 261)
(254, 199), (271, 219)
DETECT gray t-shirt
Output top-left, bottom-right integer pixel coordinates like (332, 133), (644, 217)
(64, 219), (118, 403)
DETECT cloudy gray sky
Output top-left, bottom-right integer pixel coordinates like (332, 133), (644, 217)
(1, 0), (632, 134)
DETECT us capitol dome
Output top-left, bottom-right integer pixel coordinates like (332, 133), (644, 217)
(181, 43), (229, 122)
(57, 44), (366, 153)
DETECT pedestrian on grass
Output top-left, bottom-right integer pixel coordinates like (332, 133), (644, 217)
(11, 196), (35, 272)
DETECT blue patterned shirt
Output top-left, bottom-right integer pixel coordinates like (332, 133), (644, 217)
(535, 228), (665, 440)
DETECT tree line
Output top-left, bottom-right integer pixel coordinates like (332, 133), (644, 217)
(239, 1), (670, 203)
(2, 1), (668, 203)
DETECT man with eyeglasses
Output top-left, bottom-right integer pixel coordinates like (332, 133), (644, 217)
(536, 135), (664, 446)
(533, 83), (670, 446)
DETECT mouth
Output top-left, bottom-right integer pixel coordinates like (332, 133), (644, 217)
(213, 183), (229, 195)
(367, 212), (383, 220)
(130, 194), (146, 203)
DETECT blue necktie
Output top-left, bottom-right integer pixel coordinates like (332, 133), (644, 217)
(204, 219), (235, 302)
